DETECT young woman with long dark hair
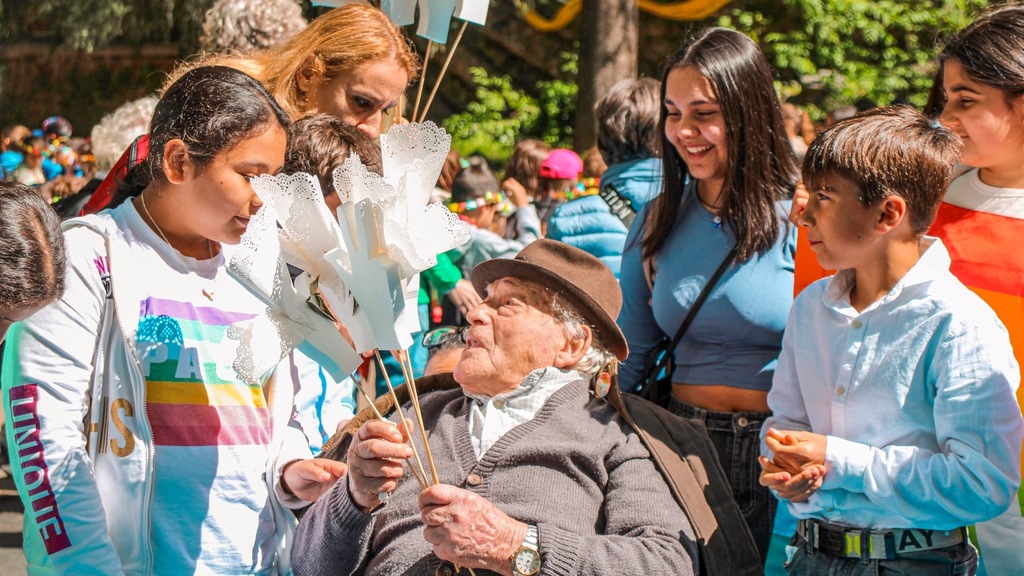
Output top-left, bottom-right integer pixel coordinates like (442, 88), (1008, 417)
(618, 27), (799, 563)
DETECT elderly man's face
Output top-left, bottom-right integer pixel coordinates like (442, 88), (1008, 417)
(454, 278), (571, 397)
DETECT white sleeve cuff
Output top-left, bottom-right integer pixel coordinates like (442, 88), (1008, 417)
(822, 435), (871, 493)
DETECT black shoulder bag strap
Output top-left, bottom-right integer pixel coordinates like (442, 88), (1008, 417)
(599, 182), (637, 229)
(639, 243), (738, 405)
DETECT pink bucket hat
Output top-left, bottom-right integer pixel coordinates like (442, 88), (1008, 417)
(539, 148), (583, 179)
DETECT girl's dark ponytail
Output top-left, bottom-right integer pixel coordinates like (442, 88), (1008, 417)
(107, 65), (289, 208)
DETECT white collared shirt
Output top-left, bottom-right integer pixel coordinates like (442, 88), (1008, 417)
(467, 367), (582, 459)
(764, 237), (1023, 530)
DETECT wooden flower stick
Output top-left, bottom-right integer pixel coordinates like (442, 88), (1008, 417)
(412, 40), (434, 121)
(374, 351), (430, 489)
(354, 381), (386, 421)
(393, 350), (440, 485)
(418, 21), (468, 123)
(392, 352), (476, 576)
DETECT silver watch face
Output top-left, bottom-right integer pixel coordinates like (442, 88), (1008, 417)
(514, 548), (541, 574)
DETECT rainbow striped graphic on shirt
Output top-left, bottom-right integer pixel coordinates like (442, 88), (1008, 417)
(931, 201), (1024, 488)
(137, 297), (270, 447)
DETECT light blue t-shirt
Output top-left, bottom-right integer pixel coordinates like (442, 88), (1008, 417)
(617, 181), (796, 392)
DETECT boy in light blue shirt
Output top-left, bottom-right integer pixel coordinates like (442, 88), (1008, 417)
(760, 106), (1023, 575)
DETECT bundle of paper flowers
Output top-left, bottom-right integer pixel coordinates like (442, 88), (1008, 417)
(227, 121), (469, 385)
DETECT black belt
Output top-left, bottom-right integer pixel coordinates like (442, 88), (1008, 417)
(797, 519), (965, 560)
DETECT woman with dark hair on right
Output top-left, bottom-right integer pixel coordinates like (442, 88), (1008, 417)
(0, 182), (65, 342)
(929, 5), (1024, 573)
(2, 65), (344, 574)
(617, 27), (799, 564)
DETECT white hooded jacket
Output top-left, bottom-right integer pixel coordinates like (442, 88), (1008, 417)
(2, 201), (311, 575)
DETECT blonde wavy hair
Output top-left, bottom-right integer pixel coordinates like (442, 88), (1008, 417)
(167, 4), (419, 119)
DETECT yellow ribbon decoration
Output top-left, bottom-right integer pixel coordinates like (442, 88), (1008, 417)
(639, 0), (731, 20)
(522, 0), (582, 32)
(519, 0), (732, 31)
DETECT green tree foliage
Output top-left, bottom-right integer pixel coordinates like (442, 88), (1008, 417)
(444, 54), (578, 164)
(0, 0), (218, 54)
(717, 0), (990, 116)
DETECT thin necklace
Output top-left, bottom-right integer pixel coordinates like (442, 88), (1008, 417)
(697, 194), (724, 228)
(138, 192), (218, 301)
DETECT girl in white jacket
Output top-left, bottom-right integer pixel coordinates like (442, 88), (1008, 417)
(2, 65), (344, 576)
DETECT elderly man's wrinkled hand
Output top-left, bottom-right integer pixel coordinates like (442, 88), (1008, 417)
(419, 484), (526, 574)
(346, 419), (414, 512)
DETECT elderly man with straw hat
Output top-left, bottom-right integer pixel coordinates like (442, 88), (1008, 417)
(292, 239), (699, 576)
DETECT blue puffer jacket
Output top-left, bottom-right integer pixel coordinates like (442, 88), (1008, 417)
(600, 157), (663, 208)
(546, 158), (662, 277)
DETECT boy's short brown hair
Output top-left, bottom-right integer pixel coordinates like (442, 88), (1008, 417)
(803, 106), (960, 235)
(284, 113), (383, 197)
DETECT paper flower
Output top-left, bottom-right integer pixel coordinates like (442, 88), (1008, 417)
(229, 122), (469, 379)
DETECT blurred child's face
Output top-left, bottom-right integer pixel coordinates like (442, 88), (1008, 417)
(940, 59), (1024, 177)
(302, 59), (408, 140)
(664, 66), (728, 195)
(324, 191), (342, 216)
(798, 173), (881, 271)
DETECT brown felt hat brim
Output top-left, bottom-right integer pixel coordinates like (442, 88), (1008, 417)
(471, 256), (629, 361)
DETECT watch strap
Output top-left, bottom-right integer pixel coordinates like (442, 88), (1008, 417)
(522, 524), (538, 550)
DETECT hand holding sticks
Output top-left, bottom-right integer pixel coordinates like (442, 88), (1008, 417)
(370, 349), (476, 576)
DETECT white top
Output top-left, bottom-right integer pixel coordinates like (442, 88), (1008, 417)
(944, 168), (1024, 217)
(763, 237), (1023, 530)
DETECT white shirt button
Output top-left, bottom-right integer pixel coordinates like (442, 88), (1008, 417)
(493, 398), (506, 410)
(836, 386), (846, 396)
(852, 320), (863, 329)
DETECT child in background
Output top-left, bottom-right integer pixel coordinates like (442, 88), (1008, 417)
(534, 148), (583, 234)
(11, 133), (46, 187)
(501, 138), (550, 203)
(446, 159), (539, 277)
(284, 113), (382, 213)
(41, 116), (77, 180)
(500, 138), (550, 239)
(0, 125), (31, 180)
(282, 113), (382, 451)
(760, 106), (1023, 575)
(929, 6), (1024, 573)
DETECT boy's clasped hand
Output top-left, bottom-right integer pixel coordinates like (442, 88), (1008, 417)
(759, 428), (828, 503)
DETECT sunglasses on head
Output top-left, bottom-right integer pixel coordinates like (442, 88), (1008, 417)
(422, 326), (467, 349)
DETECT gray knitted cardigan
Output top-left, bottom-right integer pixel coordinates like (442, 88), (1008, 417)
(292, 379), (699, 575)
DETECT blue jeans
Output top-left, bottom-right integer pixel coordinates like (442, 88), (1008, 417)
(669, 397), (776, 564)
(784, 533), (978, 575)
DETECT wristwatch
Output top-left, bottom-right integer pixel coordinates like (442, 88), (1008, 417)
(511, 524), (541, 576)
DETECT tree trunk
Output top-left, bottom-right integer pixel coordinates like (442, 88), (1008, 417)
(574, 0), (639, 152)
